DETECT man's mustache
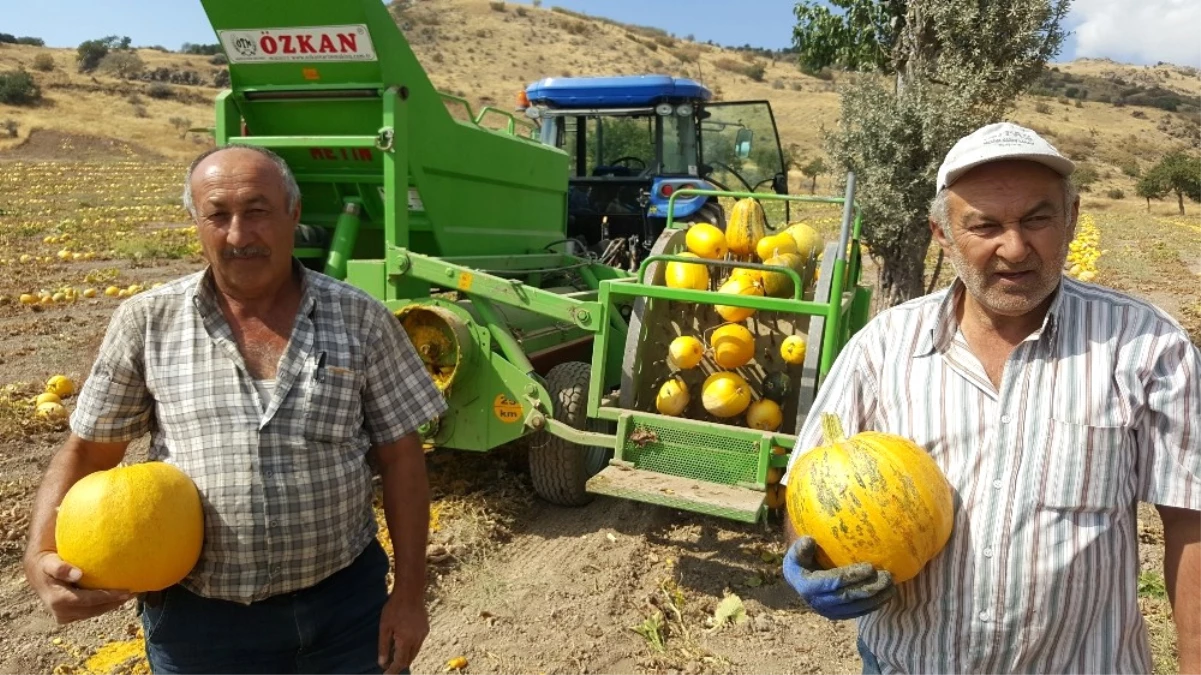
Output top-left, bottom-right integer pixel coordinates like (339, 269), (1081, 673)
(222, 246), (271, 259)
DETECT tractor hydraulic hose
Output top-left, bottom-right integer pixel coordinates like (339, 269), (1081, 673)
(323, 200), (363, 281)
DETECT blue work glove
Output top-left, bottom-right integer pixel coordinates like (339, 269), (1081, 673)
(782, 536), (896, 621)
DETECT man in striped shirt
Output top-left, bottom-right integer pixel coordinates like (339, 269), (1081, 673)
(780, 122), (1200, 673)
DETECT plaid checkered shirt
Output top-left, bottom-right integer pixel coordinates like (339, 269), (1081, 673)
(783, 277), (1201, 672)
(70, 263), (448, 604)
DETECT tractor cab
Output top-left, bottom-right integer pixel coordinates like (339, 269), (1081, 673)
(521, 75), (790, 268)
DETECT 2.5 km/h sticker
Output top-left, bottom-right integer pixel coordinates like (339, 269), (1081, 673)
(219, 25), (378, 64)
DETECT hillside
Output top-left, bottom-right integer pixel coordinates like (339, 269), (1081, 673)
(1, 0), (1198, 202)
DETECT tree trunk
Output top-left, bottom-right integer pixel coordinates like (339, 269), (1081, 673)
(1177, 189), (1185, 215)
(809, 176), (817, 194)
(875, 231), (931, 308)
(1145, 197), (1151, 212)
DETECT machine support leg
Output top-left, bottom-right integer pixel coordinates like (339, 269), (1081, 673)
(323, 200), (363, 280)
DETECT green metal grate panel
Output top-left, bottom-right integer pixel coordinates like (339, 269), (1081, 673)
(622, 421), (759, 485)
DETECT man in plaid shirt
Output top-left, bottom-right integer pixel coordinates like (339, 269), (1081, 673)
(24, 145), (447, 674)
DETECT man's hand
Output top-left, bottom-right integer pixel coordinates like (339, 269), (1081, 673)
(24, 551), (132, 624)
(782, 536), (896, 620)
(377, 592), (428, 674)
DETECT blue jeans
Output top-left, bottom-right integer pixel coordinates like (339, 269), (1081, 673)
(139, 539), (397, 674)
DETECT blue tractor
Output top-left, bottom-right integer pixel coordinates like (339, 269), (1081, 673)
(520, 75), (791, 268)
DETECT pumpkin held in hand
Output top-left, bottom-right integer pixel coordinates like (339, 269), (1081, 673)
(56, 462), (204, 592)
(786, 413), (953, 583)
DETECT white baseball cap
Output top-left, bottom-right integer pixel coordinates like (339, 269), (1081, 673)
(936, 122), (1075, 192)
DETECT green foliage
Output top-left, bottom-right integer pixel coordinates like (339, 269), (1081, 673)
(0, 69), (41, 106)
(1106, 188), (1125, 200)
(98, 51), (145, 79)
(795, 0), (1071, 305)
(179, 42), (222, 55)
(1138, 571), (1167, 600)
(1071, 164), (1100, 192)
(1143, 150), (1201, 214)
(0, 34), (44, 46)
(76, 36), (128, 73)
(801, 157), (827, 193)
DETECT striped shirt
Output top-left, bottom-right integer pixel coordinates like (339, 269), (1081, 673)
(70, 263), (447, 604)
(782, 277), (1201, 673)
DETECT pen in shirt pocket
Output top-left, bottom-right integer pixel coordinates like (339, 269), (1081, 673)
(315, 351), (327, 382)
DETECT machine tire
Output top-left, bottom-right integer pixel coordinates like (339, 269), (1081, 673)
(692, 202), (725, 229)
(529, 362), (612, 506)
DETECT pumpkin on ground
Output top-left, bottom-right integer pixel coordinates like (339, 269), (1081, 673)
(56, 462), (204, 592)
(785, 413), (953, 583)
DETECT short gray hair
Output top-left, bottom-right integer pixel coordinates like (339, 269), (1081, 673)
(182, 145), (301, 218)
(929, 176), (1078, 232)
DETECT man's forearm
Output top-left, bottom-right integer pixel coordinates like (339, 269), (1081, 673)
(25, 435), (124, 564)
(378, 434), (429, 604)
(1160, 505), (1200, 673)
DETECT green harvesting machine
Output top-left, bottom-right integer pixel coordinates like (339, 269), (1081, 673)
(197, 0), (872, 523)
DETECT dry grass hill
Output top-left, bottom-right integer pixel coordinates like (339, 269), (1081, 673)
(0, 0), (1198, 205)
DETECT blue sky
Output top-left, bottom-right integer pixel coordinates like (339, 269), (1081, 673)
(5, 0), (1199, 68)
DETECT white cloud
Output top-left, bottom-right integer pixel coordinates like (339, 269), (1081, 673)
(1069, 0), (1201, 67)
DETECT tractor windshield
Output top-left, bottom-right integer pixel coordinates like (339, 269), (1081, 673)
(700, 101), (785, 193)
(560, 112), (698, 178)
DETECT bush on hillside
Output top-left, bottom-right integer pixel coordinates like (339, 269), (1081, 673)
(31, 54), (55, 72)
(98, 51), (145, 79)
(0, 69), (41, 106)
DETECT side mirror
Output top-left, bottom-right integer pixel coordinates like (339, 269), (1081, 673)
(772, 172), (788, 195)
(735, 128), (753, 159)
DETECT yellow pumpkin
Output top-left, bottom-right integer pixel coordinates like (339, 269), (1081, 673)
(710, 323), (756, 369)
(780, 335), (807, 365)
(746, 398), (783, 432)
(655, 376), (691, 416)
(685, 223), (728, 260)
(701, 371), (752, 418)
(784, 222), (824, 261)
(56, 462), (204, 592)
(715, 275), (764, 322)
(725, 198), (766, 258)
(664, 252), (710, 290)
(761, 252), (803, 298)
(785, 414), (953, 584)
(667, 336), (704, 370)
(756, 233), (797, 262)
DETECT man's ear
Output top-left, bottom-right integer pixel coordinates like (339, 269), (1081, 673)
(930, 218), (951, 250)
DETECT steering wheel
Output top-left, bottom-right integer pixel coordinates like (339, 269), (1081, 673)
(608, 156), (647, 171)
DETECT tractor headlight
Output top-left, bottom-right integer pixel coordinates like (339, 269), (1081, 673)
(655, 103), (674, 116)
(675, 103), (694, 117)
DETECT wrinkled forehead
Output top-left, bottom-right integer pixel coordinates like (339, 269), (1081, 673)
(191, 150), (287, 204)
(948, 161), (1070, 219)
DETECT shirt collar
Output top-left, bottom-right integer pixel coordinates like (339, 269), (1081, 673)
(190, 258), (317, 320)
(915, 277), (1065, 357)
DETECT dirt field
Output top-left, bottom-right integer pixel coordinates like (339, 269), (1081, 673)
(0, 150), (1193, 674)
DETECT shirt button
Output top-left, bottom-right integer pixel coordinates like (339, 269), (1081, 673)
(264, 470), (274, 478)
(979, 611), (990, 622)
(983, 547), (993, 558)
(992, 479), (1002, 489)
(1000, 414), (1012, 424)
(269, 520), (278, 528)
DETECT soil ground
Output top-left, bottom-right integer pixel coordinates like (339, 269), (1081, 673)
(0, 147), (1192, 674)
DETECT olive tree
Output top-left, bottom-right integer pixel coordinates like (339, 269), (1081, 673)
(793, 0), (1071, 306)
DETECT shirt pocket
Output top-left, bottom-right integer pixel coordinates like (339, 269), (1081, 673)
(304, 366), (364, 443)
(1037, 418), (1134, 512)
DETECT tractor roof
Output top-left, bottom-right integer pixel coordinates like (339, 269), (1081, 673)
(525, 75), (712, 108)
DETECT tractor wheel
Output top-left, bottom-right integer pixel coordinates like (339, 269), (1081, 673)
(529, 361), (612, 506)
(693, 202), (725, 229)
